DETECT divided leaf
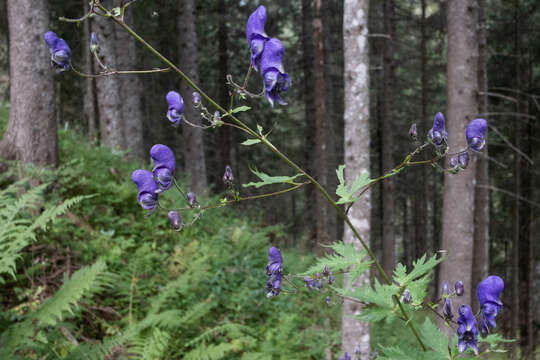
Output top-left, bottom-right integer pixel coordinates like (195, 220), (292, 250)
(243, 168), (303, 188)
(335, 165), (372, 204)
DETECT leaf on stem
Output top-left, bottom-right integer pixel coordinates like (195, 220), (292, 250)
(243, 168), (302, 188)
(335, 165), (372, 204)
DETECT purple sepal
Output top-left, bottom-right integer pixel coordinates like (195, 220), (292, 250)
(428, 112), (448, 148)
(150, 144), (176, 191)
(477, 275), (504, 336)
(457, 305), (479, 355)
(44, 31), (71, 72)
(260, 38), (291, 107)
(246, 5), (269, 70)
(131, 169), (158, 214)
(166, 91), (184, 126)
(466, 118), (487, 152)
(168, 211), (182, 230)
(266, 246), (283, 298)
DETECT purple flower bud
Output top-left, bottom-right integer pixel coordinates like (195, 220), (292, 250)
(402, 289), (411, 304)
(443, 298), (454, 320)
(322, 264), (330, 276)
(90, 32), (99, 53)
(441, 281), (450, 296)
(449, 156), (459, 173)
(315, 280), (323, 290)
(327, 273), (335, 285)
(223, 165), (234, 184)
(186, 192), (196, 207)
(457, 304), (479, 355)
(428, 112), (448, 149)
(131, 169), (158, 215)
(44, 31), (71, 73)
(477, 275), (504, 336)
(150, 144), (176, 191)
(466, 118), (487, 152)
(246, 5), (269, 70)
(213, 111), (221, 124)
(166, 91), (184, 126)
(304, 276), (316, 290)
(409, 123), (417, 141)
(454, 280), (464, 296)
(191, 91), (201, 106)
(315, 272), (321, 280)
(167, 211), (182, 230)
(260, 38), (291, 107)
(458, 151), (470, 169)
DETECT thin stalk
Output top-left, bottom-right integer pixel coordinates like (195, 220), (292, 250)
(100, 6), (427, 351)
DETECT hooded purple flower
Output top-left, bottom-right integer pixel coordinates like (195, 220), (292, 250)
(457, 304), (479, 355)
(131, 169), (158, 215)
(466, 118), (487, 152)
(246, 5), (270, 70)
(44, 31), (71, 73)
(150, 144), (176, 191)
(166, 91), (184, 126)
(427, 112), (448, 149)
(266, 246), (283, 297)
(260, 38), (291, 107)
(477, 275), (504, 337)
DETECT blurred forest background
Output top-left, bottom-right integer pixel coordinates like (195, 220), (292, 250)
(0, 0), (538, 359)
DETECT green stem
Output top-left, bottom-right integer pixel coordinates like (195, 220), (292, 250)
(100, 5), (427, 351)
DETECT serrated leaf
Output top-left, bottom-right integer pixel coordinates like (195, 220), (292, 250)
(393, 254), (444, 287)
(335, 165), (372, 204)
(241, 139), (261, 146)
(243, 168), (302, 188)
(419, 318), (449, 357)
(300, 242), (370, 276)
(231, 106), (251, 113)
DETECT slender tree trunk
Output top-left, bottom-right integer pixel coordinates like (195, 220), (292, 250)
(177, 0), (208, 195)
(217, 0), (231, 171)
(471, 0), (489, 313)
(381, 0), (395, 277)
(342, 0), (371, 356)
(115, 16), (144, 160)
(83, 0), (97, 144)
(0, 0), (57, 167)
(92, 14), (125, 150)
(438, 0), (478, 311)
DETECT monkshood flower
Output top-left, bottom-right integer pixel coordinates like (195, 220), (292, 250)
(455, 280), (464, 296)
(339, 352), (351, 360)
(90, 32), (99, 53)
(246, 5), (269, 70)
(168, 211), (182, 230)
(192, 92), (201, 106)
(166, 91), (184, 126)
(457, 304), (479, 355)
(150, 144), (175, 191)
(477, 275), (504, 337)
(186, 192), (196, 207)
(427, 112), (448, 149)
(131, 169), (159, 215)
(266, 246), (283, 298)
(260, 38), (291, 107)
(44, 31), (71, 73)
(466, 118), (487, 152)
(409, 123), (418, 141)
(223, 165), (234, 184)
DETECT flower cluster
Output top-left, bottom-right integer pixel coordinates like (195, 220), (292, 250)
(303, 264), (335, 292)
(246, 6), (291, 106)
(440, 275), (504, 355)
(44, 31), (71, 73)
(266, 246), (283, 298)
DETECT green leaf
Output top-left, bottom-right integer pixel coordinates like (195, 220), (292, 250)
(335, 165), (372, 204)
(231, 106), (251, 113)
(243, 168), (302, 188)
(241, 139), (261, 146)
(393, 254), (444, 287)
(257, 124), (263, 134)
(378, 345), (440, 360)
(419, 318), (449, 357)
(300, 241), (370, 277)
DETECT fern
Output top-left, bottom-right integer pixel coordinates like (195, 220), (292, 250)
(131, 328), (171, 360)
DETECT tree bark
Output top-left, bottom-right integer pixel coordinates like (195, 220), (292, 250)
(217, 0), (231, 172)
(438, 0), (478, 311)
(83, 0), (97, 144)
(342, 0), (371, 356)
(0, 0), (57, 167)
(177, 0), (208, 195)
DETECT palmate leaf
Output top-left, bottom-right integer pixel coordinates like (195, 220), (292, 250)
(345, 279), (400, 322)
(300, 241), (370, 276)
(419, 318), (449, 357)
(335, 165), (372, 204)
(243, 168), (303, 188)
(393, 254), (444, 287)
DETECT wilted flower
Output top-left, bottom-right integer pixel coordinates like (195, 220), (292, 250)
(260, 38), (291, 107)
(402, 289), (411, 304)
(192, 91), (201, 106)
(150, 144), (176, 191)
(186, 192), (196, 207)
(427, 112), (448, 149)
(338, 352), (351, 360)
(131, 169), (159, 215)
(409, 123), (417, 141)
(166, 91), (184, 126)
(90, 32), (99, 53)
(167, 211), (182, 230)
(44, 31), (71, 73)
(455, 280), (464, 296)
(246, 5), (269, 70)
(266, 246), (283, 298)
(223, 165), (234, 184)
(466, 118), (487, 152)
(457, 304), (479, 355)
(477, 275), (504, 337)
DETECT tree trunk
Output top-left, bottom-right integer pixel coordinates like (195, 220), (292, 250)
(177, 0), (208, 195)
(115, 16), (145, 160)
(217, 0), (231, 172)
(0, 0), (57, 167)
(92, 14), (125, 150)
(83, 0), (97, 144)
(438, 0), (478, 311)
(341, 0), (371, 356)
(381, 0), (395, 277)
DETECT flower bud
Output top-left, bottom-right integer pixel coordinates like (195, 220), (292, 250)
(213, 111), (221, 124)
(303, 276), (315, 289)
(454, 280), (464, 296)
(315, 272), (321, 280)
(315, 280), (323, 290)
(192, 91), (201, 106)
(322, 264), (330, 276)
(90, 32), (99, 53)
(223, 165), (234, 184)
(402, 289), (411, 304)
(167, 211), (182, 230)
(449, 156), (459, 173)
(441, 281), (450, 296)
(409, 123), (417, 141)
(186, 191), (196, 207)
(443, 298), (454, 320)
(458, 151), (469, 169)
(327, 273), (335, 285)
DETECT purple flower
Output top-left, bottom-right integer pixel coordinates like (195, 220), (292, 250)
(322, 264), (330, 276)
(457, 305), (479, 355)
(466, 118), (487, 152)
(131, 169), (158, 215)
(260, 38), (291, 107)
(409, 123), (418, 141)
(150, 144), (176, 191)
(44, 31), (71, 73)
(427, 112), (448, 149)
(477, 275), (504, 337)
(443, 298), (454, 320)
(166, 91), (184, 126)
(223, 165), (234, 184)
(186, 192), (196, 207)
(327, 272), (335, 285)
(455, 280), (464, 296)
(458, 151), (470, 169)
(246, 5), (269, 70)
(441, 281), (450, 296)
(168, 211), (182, 230)
(192, 92), (201, 106)
(90, 32), (99, 53)
(266, 246), (283, 297)
(304, 276), (316, 290)
(449, 156), (459, 173)
(339, 352), (351, 360)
